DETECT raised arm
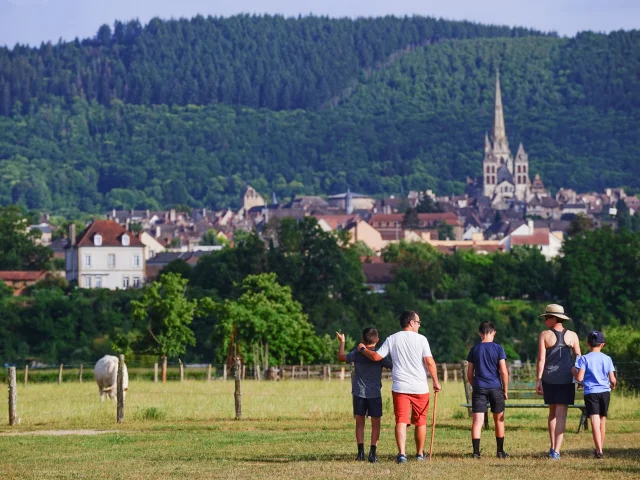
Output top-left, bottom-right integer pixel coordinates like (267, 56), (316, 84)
(536, 331), (546, 395)
(498, 359), (509, 400)
(336, 332), (347, 363)
(424, 356), (442, 392)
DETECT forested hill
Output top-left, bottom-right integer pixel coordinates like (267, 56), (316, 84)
(0, 15), (547, 115)
(0, 17), (638, 214)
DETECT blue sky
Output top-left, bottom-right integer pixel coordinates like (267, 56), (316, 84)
(1, 0), (638, 47)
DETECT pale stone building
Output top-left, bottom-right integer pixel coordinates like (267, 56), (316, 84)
(242, 185), (265, 211)
(482, 72), (546, 206)
(66, 220), (146, 290)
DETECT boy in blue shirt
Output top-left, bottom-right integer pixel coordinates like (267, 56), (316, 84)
(573, 331), (616, 459)
(466, 321), (509, 459)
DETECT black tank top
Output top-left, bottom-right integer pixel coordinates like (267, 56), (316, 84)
(542, 329), (574, 384)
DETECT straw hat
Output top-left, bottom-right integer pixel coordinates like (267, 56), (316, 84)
(540, 304), (571, 322)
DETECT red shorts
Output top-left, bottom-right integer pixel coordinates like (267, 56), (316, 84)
(392, 392), (430, 426)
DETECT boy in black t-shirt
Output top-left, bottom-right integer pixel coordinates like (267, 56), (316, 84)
(466, 321), (510, 459)
(337, 328), (392, 463)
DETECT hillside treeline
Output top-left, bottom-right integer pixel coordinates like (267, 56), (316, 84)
(0, 15), (548, 115)
(1, 29), (639, 214)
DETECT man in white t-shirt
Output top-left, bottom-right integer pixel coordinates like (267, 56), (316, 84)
(358, 310), (441, 464)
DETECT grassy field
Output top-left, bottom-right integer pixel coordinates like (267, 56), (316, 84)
(1, 380), (639, 479)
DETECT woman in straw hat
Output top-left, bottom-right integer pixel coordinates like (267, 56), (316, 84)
(536, 304), (581, 460)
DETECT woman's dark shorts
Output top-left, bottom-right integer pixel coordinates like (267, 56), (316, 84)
(584, 392), (610, 417)
(542, 382), (575, 405)
(472, 387), (505, 414)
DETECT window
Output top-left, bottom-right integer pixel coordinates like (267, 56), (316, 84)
(486, 176), (490, 184)
(122, 234), (130, 246)
(85, 277), (92, 288)
(133, 277), (140, 288)
(108, 254), (116, 267)
(94, 234), (102, 246)
(84, 255), (91, 267)
(95, 277), (102, 288)
(133, 255), (141, 267)
(123, 277), (130, 289)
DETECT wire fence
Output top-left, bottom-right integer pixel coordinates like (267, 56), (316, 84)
(2, 361), (639, 385)
(4, 361), (639, 427)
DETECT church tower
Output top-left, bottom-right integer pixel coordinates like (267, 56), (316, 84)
(514, 143), (531, 200)
(483, 70), (513, 197)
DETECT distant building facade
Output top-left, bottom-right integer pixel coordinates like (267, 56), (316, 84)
(66, 220), (145, 290)
(482, 71), (546, 206)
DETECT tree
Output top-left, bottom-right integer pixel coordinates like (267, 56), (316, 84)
(437, 220), (454, 240)
(416, 196), (443, 213)
(206, 273), (322, 368)
(200, 228), (229, 246)
(402, 207), (420, 229)
(131, 273), (197, 381)
(383, 241), (443, 301)
(159, 259), (192, 280)
(0, 206), (52, 271)
(566, 213), (595, 237)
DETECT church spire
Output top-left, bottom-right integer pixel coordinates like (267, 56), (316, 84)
(493, 69), (507, 144)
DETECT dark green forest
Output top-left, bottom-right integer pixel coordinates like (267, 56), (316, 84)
(0, 16), (639, 214)
(2, 212), (640, 371)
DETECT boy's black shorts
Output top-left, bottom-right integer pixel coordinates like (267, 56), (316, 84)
(353, 396), (383, 417)
(472, 387), (505, 414)
(584, 392), (611, 417)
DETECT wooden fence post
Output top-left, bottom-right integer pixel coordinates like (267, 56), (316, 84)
(179, 360), (184, 382)
(443, 364), (448, 383)
(8, 367), (17, 426)
(161, 356), (167, 383)
(223, 364), (227, 381)
(328, 365), (332, 381)
(291, 366), (296, 380)
(117, 355), (125, 424)
(453, 367), (458, 383)
(234, 358), (242, 420)
(153, 363), (158, 383)
(207, 364), (212, 382)
(306, 365), (310, 379)
(58, 364), (63, 384)
(23, 365), (28, 387)
(340, 367), (345, 380)
(79, 364), (83, 383)
(242, 364), (246, 380)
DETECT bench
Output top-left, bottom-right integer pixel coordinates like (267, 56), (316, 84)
(460, 361), (588, 433)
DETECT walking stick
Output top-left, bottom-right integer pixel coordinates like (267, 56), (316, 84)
(429, 391), (439, 461)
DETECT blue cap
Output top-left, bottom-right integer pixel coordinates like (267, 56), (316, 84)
(588, 331), (605, 345)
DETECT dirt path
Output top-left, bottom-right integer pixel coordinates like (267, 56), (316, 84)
(0, 429), (121, 437)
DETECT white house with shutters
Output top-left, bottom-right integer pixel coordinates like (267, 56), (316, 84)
(65, 220), (146, 290)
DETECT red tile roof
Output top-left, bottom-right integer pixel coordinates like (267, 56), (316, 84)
(0, 270), (48, 282)
(75, 220), (144, 247)
(313, 214), (358, 230)
(370, 212), (457, 226)
(511, 230), (551, 246)
(362, 263), (396, 284)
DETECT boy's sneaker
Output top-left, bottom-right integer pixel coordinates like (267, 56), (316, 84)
(547, 448), (555, 458)
(472, 453), (481, 459)
(368, 451), (378, 463)
(594, 452), (604, 460)
(496, 451), (510, 459)
(356, 451), (365, 461)
(550, 451), (561, 460)
(415, 452), (427, 461)
(396, 454), (408, 464)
